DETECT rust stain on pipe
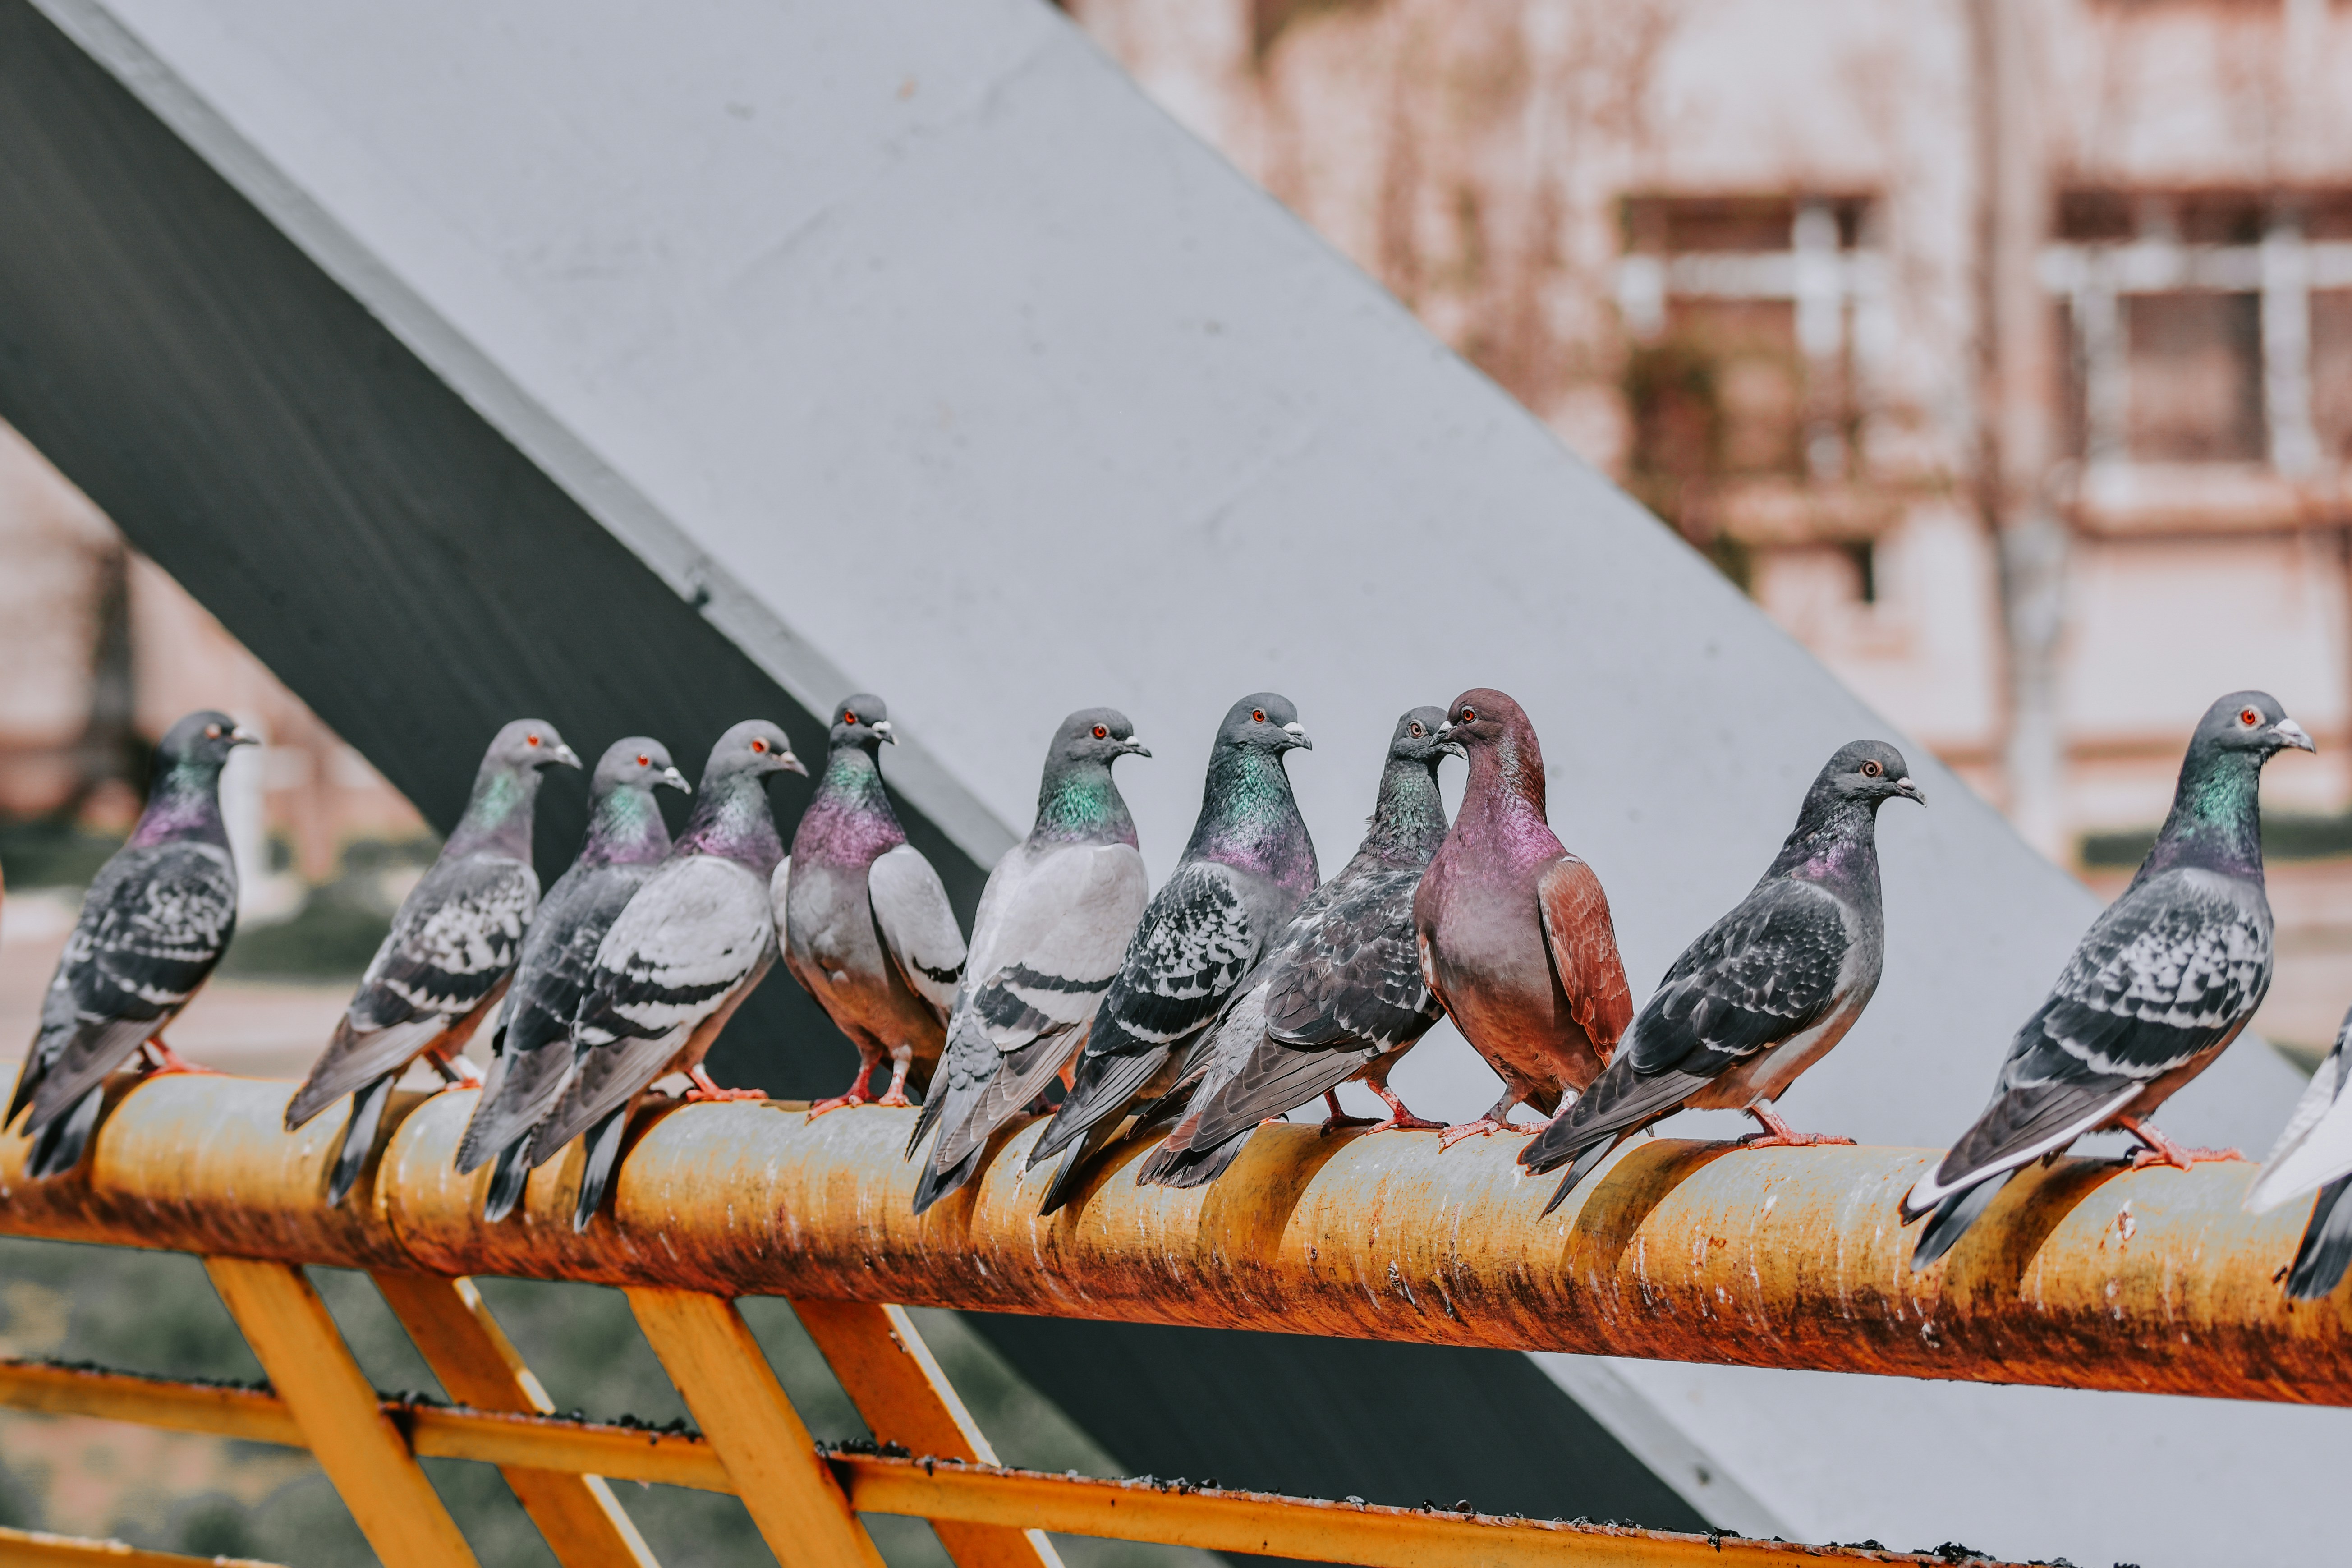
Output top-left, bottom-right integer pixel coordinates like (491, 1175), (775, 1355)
(0, 1071), (2344, 1402)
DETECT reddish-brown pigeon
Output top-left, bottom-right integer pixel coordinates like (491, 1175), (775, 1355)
(1411, 688), (1632, 1146)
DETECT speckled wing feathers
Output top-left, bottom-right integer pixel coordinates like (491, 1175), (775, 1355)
(14, 841), (238, 1131)
(1627, 879), (1848, 1077)
(1094, 861), (1257, 1052)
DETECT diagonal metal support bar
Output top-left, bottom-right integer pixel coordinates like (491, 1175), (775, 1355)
(0, 1523), (285, 1567)
(201, 1256), (480, 1568)
(793, 1300), (1064, 1568)
(372, 1271), (658, 1568)
(625, 1286), (888, 1568)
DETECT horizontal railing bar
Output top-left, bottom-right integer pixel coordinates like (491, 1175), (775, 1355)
(0, 1524), (284, 1567)
(0, 1360), (2008, 1565)
(0, 1070), (2342, 1403)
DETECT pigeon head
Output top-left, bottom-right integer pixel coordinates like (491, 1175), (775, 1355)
(590, 737), (692, 799)
(1808, 740), (1925, 812)
(1034, 708), (1150, 847)
(130, 711), (260, 848)
(154, 710), (261, 775)
(677, 720), (802, 874)
(1438, 687), (1548, 815)
(2146, 691), (2314, 878)
(701, 720), (808, 787)
(2191, 690), (2315, 763)
(1390, 705), (1461, 766)
(1216, 693), (1313, 756)
(485, 718), (583, 776)
(580, 737), (688, 865)
(829, 695), (895, 751)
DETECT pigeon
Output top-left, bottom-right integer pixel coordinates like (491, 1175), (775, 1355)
(1025, 694), (1319, 1215)
(1412, 689), (1634, 1147)
(1902, 691), (2314, 1270)
(1519, 740), (1925, 1214)
(781, 695), (968, 1115)
(1138, 706), (1461, 1190)
(2248, 1002), (2352, 1299)
(287, 719), (580, 1208)
(452, 738), (690, 1221)
(528, 721), (805, 1232)
(8, 711), (257, 1178)
(906, 708), (1152, 1215)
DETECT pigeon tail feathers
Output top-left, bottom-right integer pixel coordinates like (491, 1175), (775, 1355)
(325, 1074), (398, 1209)
(483, 1140), (532, 1223)
(2286, 1175), (2352, 1301)
(573, 1107), (632, 1233)
(25, 1086), (104, 1180)
(1910, 1174), (2011, 1270)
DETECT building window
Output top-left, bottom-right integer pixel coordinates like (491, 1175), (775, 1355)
(2049, 189), (2352, 475)
(1615, 195), (1882, 579)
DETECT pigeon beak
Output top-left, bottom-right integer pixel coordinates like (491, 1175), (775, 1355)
(226, 726), (262, 749)
(551, 743), (583, 770)
(1282, 722), (1313, 751)
(872, 720), (897, 745)
(2273, 718), (2317, 754)
(1894, 777), (1926, 805)
(659, 766), (692, 795)
(1440, 738), (1467, 760)
(779, 750), (810, 777)
(1120, 738), (1153, 759)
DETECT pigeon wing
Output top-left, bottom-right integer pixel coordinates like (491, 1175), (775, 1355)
(1536, 855), (1635, 1055)
(1263, 866), (1436, 1053)
(532, 856), (776, 1156)
(868, 844), (967, 1021)
(965, 843), (1150, 1051)
(1906, 865), (2270, 1214)
(2249, 1009), (2352, 1213)
(1092, 860), (1259, 1055)
(19, 841), (239, 1131)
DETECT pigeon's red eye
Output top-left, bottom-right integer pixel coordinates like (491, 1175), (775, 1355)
(752, 737), (768, 754)
(1460, 707), (1477, 724)
(1252, 710), (1266, 723)
(527, 735), (541, 747)
(637, 754), (649, 766)
(2240, 707), (2260, 726)
(842, 711), (858, 726)
(1093, 724), (1108, 739)
(1410, 724), (1424, 737)
(1861, 759), (1883, 778)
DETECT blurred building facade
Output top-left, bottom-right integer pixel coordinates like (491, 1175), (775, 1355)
(1071, 0), (2352, 855)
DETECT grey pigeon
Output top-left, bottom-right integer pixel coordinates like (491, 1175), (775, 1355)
(906, 708), (1151, 1215)
(781, 695), (967, 1114)
(1411, 689), (1634, 1146)
(287, 719), (579, 1208)
(1027, 694), (1319, 1215)
(1139, 706), (1461, 1190)
(1520, 740), (1924, 1214)
(8, 712), (257, 1178)
(453, 738), (690, 1221)
(1902, 691), (2314, 1269)
(528, 721), (805, 1232)
(2248, 1002), (2352, 1300)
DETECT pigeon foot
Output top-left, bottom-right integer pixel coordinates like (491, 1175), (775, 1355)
(1737, 1105), (1854, 1149)
(872, 1058), (915, 1108)
(141, 1038), (218, 1076)
(2116, 1114), (2242, 1170)
(807, 1062), (877, 1118)
(1438, 1116), (1536, 1150)
(684, 1065), (766, 1104)
(1318, 1089), (1378, 1134)
(1366, 1081), (1442, 1133)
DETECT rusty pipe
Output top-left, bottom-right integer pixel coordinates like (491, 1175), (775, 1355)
(0, 1071), (2344, 1403)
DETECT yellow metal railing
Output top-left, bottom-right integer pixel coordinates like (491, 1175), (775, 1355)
(13, 1057), (2326, 1565)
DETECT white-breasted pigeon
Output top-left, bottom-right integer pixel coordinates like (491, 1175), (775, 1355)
(2246, 1002), (2352, 1299)
(529, 720), (805, 1232)
(906, 708), (1151, 1215)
